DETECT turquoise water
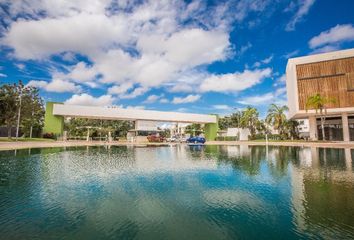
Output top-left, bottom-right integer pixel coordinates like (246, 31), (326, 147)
(0, 145), (354, 239)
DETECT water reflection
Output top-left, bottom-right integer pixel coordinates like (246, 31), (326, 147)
(0, 145), (353, 239)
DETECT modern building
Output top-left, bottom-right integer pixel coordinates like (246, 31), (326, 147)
(286, 48), (354, 141)
(43, 102), (218, 141)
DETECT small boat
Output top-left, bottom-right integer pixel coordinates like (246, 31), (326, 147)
(186, 136), (206, 145)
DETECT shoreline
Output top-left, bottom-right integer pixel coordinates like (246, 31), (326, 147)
(1, 140), (354, 151)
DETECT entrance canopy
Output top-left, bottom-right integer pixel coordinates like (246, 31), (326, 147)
(52, 103), (217, 123)
(44, 102), (219, 141)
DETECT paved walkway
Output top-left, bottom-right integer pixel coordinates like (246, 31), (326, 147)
(1, 140), (354, 151)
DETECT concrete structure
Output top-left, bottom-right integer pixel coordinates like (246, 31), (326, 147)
(286, 48), (354, 141)
(43, 102), (218, 141)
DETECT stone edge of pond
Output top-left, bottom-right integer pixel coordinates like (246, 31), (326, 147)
(1, 140), (354, 151)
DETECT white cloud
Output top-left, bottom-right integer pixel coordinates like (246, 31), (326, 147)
(65, 93), (115, 106)
(52, 61), (99, 88)
(120, 87), (148, 99)
(27, 79), (81, 93)
(143, 94), (164, 104)
(0, 73), (7, 77)
(199, 68), (272, 93)
(14, 63), (26, 70)
(238, 42), (252, 55)
(252, 55), (273, 68)
(172, 94), (201, 104)
(238, 93), (274, 105)
(234, 0), (271, 22)
(238, 86), (287, 106)
(213, 105), (231, 110)
(159, 98), (169, 103)
(309, 24), (354, 49)
(283, 50), (299, 59)
(285, 0), (316, 31)
(0, 0), (234, 97)
(310, 45), (340, 54)
(107, 83), (134, 95)
(2, 13), (129, 59)
(125, 105), (146, 110)
(0, 0), (282, 99)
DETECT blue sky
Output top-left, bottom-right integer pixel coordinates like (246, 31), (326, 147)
(0, 0), (354, 118)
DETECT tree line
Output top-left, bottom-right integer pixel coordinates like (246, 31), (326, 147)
(0, 81), (44, 138)
(218, 104), (299, 140)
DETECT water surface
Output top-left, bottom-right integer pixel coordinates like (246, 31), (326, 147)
(0, 145), (353, 239)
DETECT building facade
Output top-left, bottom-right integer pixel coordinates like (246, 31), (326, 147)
(286, 48), (354, 141)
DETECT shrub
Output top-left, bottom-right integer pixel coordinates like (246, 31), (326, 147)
(43, 132), (56, 139)
(215, 136), (238, 141)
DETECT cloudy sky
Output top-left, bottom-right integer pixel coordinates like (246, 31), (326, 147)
(0, 0), (354, 118)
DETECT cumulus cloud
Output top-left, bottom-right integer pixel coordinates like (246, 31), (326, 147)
(285, 0), (316, 31)
(0, 0), (278, 101)
(172, 94), (201, 104)
(309, 24), (354, 51)
(64, 93), (115, 106)
(27, 79), (81, 93)
(238, 87), (287, 106)
(213, 105), (232, 110)
(199, 68), (272, 93)
(143, 94), (164, 104)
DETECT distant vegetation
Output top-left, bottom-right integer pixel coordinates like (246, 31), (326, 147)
(0, 81), (44, 138)
(218, 104), (299, 140)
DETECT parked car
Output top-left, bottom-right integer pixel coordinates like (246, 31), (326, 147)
(167, 136), (177, 142)
(186, 136), (206, 144)
(147, 134), (165, 142)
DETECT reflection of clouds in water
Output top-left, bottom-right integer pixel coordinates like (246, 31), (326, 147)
(40, 146), (218, 185)
(203, 190), (264, 210)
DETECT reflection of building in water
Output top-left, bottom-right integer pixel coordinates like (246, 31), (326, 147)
(221, 145), (251, 158)
(291, 147), (354, 238)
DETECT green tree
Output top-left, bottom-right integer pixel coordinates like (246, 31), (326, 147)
(266, 104), (289, 138)
(218, 116), (231, 130)
(305, 94), (336, 140)
(185, 123), (203, 136)
(0, 83), (19, 138)
(284, 119), (300, 140)
(240, 107), (259, 138)
(20, 86), (45, 138)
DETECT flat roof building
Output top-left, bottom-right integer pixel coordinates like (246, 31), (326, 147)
(286, 48), (354, 141)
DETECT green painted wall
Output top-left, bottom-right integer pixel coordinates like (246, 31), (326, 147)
(43, 102), (64, 136)
(204, 115), (219, 141)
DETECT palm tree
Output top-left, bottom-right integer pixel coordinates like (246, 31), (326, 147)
(266, 104), (289, 137)
(240, 107), (259, 138)
(284, 119), (299, 140)
(305, 94), (336, 140)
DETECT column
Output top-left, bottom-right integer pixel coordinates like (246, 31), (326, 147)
(342, 113), (350, 142)
(345, 148), (352, 172)
(86, 128), (90, 141)
(43, 102), (64, 136)
(308, 116), (317, 141)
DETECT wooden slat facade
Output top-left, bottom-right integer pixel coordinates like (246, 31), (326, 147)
(296, 57), (354, 110)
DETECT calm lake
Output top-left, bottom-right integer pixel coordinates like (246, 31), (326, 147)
(0, 145), (353, 239)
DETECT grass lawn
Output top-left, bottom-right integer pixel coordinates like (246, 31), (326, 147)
(0, 137), (55, 142)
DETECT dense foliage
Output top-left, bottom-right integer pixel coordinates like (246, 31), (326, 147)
(218, 104), (301, 140)
(0, 81), (44, 138)
(64, 118), (134, 140)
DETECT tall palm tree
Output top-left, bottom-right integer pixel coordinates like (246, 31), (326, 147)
(240, 107), (259, 138)
(266, 104), (289, 137)
(305, 94), (336, 140)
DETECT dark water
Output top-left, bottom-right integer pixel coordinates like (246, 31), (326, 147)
(0, 145), (354, 239)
